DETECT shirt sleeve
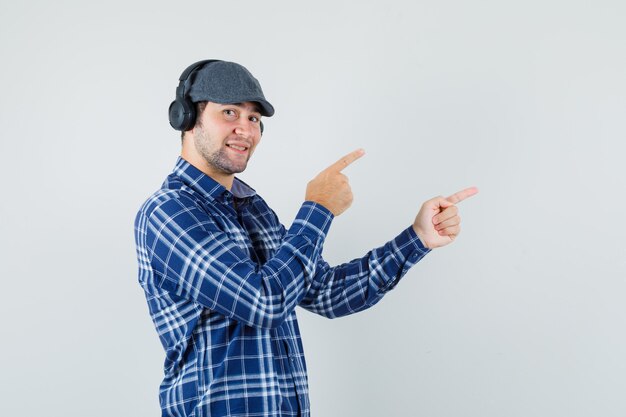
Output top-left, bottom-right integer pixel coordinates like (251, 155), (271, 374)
(142, 196), (333, 329)
(298, 226), (430, 318)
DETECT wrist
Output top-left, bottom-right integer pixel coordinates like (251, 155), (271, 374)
(305, 198), (336, 216)
(412, 224), (432, 249)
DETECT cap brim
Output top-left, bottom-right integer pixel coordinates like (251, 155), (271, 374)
(256, 99), (275, 117)
(230, 97), (274, 117)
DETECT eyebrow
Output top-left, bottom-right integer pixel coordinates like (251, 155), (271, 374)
(229, 102), (262, 115)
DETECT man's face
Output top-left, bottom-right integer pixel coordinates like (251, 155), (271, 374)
(192, 101), (262, 176)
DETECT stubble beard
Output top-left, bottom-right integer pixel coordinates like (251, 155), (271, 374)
(194, 125), (250, 175)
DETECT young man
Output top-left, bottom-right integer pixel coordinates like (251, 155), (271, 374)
(134, 59), (477, 417)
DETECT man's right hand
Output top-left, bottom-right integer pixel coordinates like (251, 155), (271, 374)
(305, 149), (365, 216)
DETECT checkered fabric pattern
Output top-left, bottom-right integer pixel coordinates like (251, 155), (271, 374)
(134, 157), (430, 416)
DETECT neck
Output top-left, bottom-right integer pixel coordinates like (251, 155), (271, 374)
(181, 148), (234, 191)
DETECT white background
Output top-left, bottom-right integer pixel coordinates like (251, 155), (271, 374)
(1, 1), (625, 416)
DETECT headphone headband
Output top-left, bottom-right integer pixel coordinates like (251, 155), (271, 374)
(176, 59), (221, 100)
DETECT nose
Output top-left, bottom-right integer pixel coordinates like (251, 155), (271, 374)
(234, 119), (254, 138)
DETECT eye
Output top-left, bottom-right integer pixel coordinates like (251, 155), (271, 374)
(223, 109), (237, 118)
(249, 115), (260, 123)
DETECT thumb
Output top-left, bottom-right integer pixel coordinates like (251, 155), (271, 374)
(428, 197), (453, 224)
(439, 198), (454, 209)
(427, 196), (453, 210)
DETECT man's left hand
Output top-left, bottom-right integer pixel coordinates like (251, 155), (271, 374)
(412, 187), (479, 249)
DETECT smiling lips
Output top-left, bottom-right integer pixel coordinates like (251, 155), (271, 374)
(226, 143), (250, 155)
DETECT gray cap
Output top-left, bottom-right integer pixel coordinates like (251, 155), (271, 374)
(188, 60), (275, 117)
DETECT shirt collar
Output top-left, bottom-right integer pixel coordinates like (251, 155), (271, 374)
(172, 157), (257, 201)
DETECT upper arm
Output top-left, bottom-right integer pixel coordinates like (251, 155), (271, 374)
(142, 196), (330, 329)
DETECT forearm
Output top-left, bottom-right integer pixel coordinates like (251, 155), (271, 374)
(299, 226), (430, 318)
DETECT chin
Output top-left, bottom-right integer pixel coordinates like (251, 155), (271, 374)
(222, 163), (248, 175)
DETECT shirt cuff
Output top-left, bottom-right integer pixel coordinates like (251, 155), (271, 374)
(394, 226), (431, 271)
(287, 201), (334, 240)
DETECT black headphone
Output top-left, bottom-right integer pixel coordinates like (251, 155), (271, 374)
(168, 59), (220, 132)
(168, 59), (264, 134)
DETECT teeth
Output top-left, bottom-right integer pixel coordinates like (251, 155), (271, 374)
(228, 144), (247, 151)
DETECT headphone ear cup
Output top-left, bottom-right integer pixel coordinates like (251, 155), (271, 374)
(260, 120), (264, 135)
(169, 98), (196, 131)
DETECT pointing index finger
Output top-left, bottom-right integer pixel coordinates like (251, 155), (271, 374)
(446, 186), (479, 204)
(325, 148), (366, 172)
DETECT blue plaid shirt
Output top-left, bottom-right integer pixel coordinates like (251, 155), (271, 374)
(134, 157), (430, 417)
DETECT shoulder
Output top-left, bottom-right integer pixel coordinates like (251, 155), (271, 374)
(135, 177), (209, 231)
(138, 188), (194, 217)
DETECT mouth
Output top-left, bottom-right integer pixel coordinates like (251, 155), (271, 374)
(226, 143), (250, 155)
